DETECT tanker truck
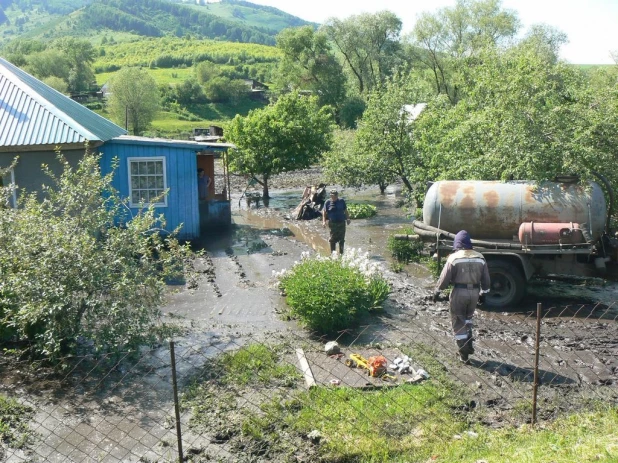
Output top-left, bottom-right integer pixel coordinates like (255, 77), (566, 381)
(399, 176), (618, 308)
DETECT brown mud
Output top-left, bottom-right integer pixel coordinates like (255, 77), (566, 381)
(2, 167), (617, 462)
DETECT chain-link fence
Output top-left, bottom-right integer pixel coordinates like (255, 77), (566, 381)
(2, 300), (617, 462)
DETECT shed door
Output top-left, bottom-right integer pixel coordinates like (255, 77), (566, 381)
(197, 155), (215, 198)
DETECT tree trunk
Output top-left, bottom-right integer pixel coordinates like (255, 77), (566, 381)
(401, 176), (413, 192)
(262, 178), (270, 199)
(379, 182), (387, 194)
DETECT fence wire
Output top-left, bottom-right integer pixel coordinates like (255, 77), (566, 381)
(1, 300), (617, 462)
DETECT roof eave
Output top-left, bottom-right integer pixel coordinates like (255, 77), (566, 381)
(0, 140), (104, 153)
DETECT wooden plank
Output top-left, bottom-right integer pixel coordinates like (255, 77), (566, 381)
(296, 348), (316, 389)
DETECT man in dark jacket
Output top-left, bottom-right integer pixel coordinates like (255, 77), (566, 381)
(322, 189), (351, 254)
(433, 230), (491, 363)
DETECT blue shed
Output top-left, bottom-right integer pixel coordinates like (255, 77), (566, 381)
(100, 136), (234, 241)
(1, 57), (232, 240)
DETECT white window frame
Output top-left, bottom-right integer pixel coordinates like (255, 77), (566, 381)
(127, 157), (168, 208)
(1, 167), (16, 209)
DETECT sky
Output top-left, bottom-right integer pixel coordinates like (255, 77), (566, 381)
(246, 0), (618, 65)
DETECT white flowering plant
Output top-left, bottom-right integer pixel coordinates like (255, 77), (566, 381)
(274, 248), (390, 333)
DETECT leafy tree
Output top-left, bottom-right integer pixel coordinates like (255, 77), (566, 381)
(227, 91), (335, 198)
(194, 60), (221, 84)
(353, 72), (430, 195)
(107, 67), (159, 135)
(322, 129), (395, 194)
(0, 150), (193, 361)
(26, 49), (70, 82)
(520, 24), (568, 64)
(42, 76), (69, 94)
(413, 42), (611, 186)
(338, 95), (366, 129)
(202, 76), (248, 104)
(274, 26), (347, 111)
(3, 39), (46, 67)
(173, 78), (206, 105)
(410, 0), (520, 103)
(323, 11), (402, 94)
(52, 37), (96, 92)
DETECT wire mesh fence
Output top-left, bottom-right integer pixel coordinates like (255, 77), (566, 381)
(1, 299), (617, 462)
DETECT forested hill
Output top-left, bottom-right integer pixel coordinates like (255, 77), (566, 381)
(0, 0), (315, 46)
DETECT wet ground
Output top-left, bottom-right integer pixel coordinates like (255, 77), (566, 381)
(3, 173), (618, 462)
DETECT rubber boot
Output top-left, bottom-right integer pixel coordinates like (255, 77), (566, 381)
(465, 325), (475, 355)
(463, 337), (474, 356)
(339, 242), (344, 255)
(456, 339), (470, 364)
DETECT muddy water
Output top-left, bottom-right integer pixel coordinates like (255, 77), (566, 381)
(229, 186), (618, 322)
(229, 186), (432, 279)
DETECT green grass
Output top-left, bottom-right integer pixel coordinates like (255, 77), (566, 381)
(96, 65), (197, 87)
(186, 2), (303, 33)
(147, 99), (266, 136)
(0, 393), (34, 450)
(93, 37), (281, 70)
(347, 203), (377, 219)
(91, 96), (266, 138)
(181, 342), (618, 462)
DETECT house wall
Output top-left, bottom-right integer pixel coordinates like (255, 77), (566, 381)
(99, 140), (200, 240)
(0, 149), (85, 200)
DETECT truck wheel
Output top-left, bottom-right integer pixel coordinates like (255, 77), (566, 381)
(485, 261), (525, 308)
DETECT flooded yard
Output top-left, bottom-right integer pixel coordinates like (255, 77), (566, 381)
(2, 179), (618, 462)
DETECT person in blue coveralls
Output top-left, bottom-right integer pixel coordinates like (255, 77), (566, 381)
(322, 189), (351, 254)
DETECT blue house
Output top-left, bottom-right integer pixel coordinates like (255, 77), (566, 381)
(100, 136), (234, 239)
(0, 56), (232, 240)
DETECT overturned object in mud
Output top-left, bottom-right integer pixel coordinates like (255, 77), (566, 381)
(292, 183), (327, 220)
(324, 341), (341, 355)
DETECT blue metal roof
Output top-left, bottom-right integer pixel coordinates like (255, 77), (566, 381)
(0, 57), (127, 149)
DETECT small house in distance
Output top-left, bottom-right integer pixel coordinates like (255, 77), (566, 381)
(191, 125), (224, 142)
(243, 79), (269, 101)
(0, 56), (233, 240)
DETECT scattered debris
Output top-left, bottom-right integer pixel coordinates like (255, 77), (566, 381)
(324, 341), (341, 355)
(307, 430), (322, 444)
(292, 184), (327, 220)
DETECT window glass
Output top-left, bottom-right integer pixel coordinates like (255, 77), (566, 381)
(128, 159), (166, 207)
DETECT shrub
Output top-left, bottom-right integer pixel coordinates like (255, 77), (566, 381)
(387, 227), (424, 264)
(0, 150), (194, 361)
(347, 203), (377, 219)
(275, 249), (389, 333)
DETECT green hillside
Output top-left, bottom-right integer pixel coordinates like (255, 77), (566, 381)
(173, 0), (317, 34)
(0, 0), (314, 48)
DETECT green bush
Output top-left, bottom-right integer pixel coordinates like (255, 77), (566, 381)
(387, 227), (425, 264)
(276, 249), (389, 333)
(0, 150), (194, 361)
(347, 203), (377, 219)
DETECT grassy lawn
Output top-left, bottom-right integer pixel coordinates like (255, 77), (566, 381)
(96, 67), (195, 86)
(148, 99), (266, 137)
(182, 343), (618, 463)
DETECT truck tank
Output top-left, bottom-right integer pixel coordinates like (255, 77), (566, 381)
(423, 181), (607, 240)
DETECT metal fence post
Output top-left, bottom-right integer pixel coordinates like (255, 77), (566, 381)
(169, 340), (184, 463)
(532, 303), (542, 425)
